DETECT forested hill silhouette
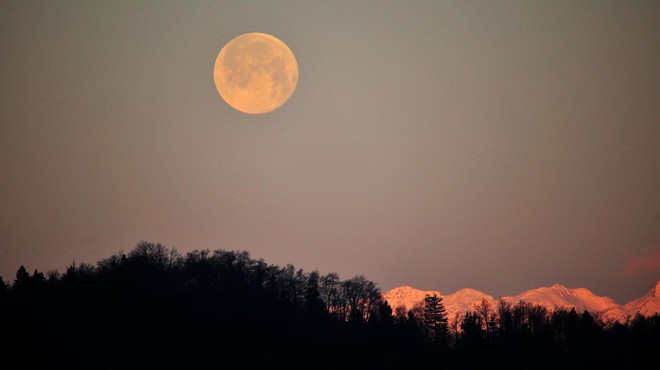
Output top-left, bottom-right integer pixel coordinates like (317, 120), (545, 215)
(1, 242), (658, 370)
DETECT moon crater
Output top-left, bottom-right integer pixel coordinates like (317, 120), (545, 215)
(214, 33), (298, 114)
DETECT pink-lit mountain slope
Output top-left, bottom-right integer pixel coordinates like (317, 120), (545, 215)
(603, 281), (660, 322)
(442, 288), (496, 321)
(383, 286), (494, 322)
(504, 284), (618, 313)
(382, 286), (441, 314)
(625, 281), (660, 316)
(382, 280), (660, 322)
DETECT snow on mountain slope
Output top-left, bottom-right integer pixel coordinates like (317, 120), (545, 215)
(503, 284), (619, 313)
(620, 280), (660, 319)
(382, 286), (494, 321)
(382, 280), (660, 322)
(443, 288), (495, 320)
(382, 286), (441, 313)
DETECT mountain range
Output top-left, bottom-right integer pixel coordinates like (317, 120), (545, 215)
(383, 280), (660, 323)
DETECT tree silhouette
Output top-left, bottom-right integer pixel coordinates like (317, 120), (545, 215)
(475, 297), (496, 339)
(304, 270), (325, 315)
(423, 293), (449, 345)
(460, 311), (484, 348)
(319, 272), (340, 315)
(13, 265), (29, 287)
(406, 309), (422, 338)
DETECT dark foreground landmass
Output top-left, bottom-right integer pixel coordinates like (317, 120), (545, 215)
(1, 242), (657, 369)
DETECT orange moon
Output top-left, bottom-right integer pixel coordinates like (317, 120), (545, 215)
(213, 33), (298, 114)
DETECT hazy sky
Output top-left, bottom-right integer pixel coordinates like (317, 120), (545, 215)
(2, 1), (659, 303)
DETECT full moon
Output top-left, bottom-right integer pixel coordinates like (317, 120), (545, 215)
(213, 33), (298, 114)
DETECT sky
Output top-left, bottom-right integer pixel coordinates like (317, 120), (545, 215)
(1, 0), (659, 304)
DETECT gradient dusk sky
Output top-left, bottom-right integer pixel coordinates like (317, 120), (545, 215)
(1, 1), (658, 303)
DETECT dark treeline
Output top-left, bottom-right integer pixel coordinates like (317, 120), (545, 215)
(0, 242), (657, 369)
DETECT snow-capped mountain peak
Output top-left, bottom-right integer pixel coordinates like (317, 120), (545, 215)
(382, 286), (441, 313)
(617, 280), (660, 320)
(505, 284), (618, 313)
